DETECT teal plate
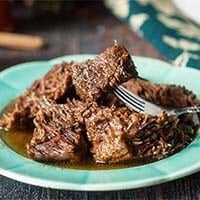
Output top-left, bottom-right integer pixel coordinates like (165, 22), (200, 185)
(0, 55), (200, 191)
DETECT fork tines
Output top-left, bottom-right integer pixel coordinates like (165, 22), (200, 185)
(113, 86), (145, 113)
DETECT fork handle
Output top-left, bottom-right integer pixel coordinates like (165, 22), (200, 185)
(172, 106), (200, 116)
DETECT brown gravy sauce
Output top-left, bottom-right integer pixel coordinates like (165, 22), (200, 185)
(0, 102), (153, 170)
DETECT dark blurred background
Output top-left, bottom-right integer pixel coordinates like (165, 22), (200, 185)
(0, 0), (163, 70)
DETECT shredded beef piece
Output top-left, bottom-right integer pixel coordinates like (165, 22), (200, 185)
(0, 93), (41, 129)
(29, 63), (72, 100)
(126, 112), (197, 159)
(123, 79), (200, 108)
(122, 79), (199, 160)
(84, 104), (197, 163)
(27, 99), (88, 162)
(66, 99), (94, 124)
(85, 106), (133, 164)
(0, 63), (73, 129)
(72, 45), (137, 101)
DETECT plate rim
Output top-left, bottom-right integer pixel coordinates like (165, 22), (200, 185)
(0, 54), (200, 191)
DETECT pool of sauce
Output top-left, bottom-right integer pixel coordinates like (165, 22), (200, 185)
(0, 102), (153, 170)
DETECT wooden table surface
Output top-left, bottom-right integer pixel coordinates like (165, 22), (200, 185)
(0, 2), (199, 200)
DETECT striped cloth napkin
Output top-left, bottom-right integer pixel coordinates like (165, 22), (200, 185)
(104, 0), (200, 70)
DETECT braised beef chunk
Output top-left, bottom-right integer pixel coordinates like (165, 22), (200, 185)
(0, 63), (73, 129)
(66, 99), (94, 125)
(27, 100), (88, 162)
(123, 79), (200, 108)
(72, 45), (137, 101)
(127, 112), (197, 159)
(29, 62), (72, 100)
(27, 133), (87, 162)
(0, 93), (41, 129)
(85, 106), (133, 164)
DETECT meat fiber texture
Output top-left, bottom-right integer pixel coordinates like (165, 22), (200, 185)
(28, 99), (196, 164)
(0, 63), (72, 129)
(126, 111), (197, 160)
(28, 99), (197, 164)
(71, 45), (138, 101)
(85, 106), (133, 164)
(123, 79), (200, 108)
(27, 99), (90, 162)
(85, 106), (197, 163)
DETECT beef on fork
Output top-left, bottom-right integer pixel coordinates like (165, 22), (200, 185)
(71, 44), (138, 101)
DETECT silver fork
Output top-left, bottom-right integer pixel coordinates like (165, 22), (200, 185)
(113, 85), (200, 116)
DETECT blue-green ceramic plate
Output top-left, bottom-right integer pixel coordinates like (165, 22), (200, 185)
(0, 55), (200, 191)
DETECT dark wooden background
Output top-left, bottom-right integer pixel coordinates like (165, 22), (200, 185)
(0, 2), (200, 200)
